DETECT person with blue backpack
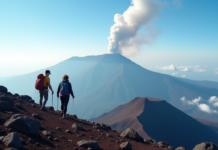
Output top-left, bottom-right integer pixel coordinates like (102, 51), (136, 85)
(57, 75), (75, 119)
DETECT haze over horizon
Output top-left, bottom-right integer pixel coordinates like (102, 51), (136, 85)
(0, 0), (218, 81)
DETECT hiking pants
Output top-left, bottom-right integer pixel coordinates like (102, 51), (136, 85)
(60, 95), (70, 114)
(39, 91), (48, 108)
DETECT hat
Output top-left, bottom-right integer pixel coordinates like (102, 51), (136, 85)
(45, 70), (51, 74)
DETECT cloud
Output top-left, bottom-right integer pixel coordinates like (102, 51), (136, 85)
(181, 96), (201, 105)
(160, 64), (176, 71)
(181, 96), (218, 113)
(158, 65), (206, 73)
(108, 0), (167, 56)
(215, 68), (218, 74)
(181, 75), (186, 78)
(172, 0), (183, 8)
(209, 96), (218, 107)
(172, 72), (178, 76)
(198, 104), (217, 113)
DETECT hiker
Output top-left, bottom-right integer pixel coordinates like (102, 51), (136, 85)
(57, 75), (75, 119)
(39, 70), (54, 110)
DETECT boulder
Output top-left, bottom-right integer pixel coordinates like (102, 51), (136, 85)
(100, 123), (106, 127)
(0, 86), (7, 93)
(72, 124), (83, 130)
(72, 115), (77, 118)
(4, 114), (40, 135)
(193, 142), (218, 150)
(2, 132), (22, 149)
(176, 147), (186, 150)
(42, 130), (52, 136)
(77, 140), (99, 150)
(32, 113), (40, 119)
(120, 128), (143, 142)
(157, 141), (170, 148)
(15, 103), (22, 109)
(93, 126), (103, 129)
(19, 95), (32, 101)
(0, 136), (4, 142)
(0, 96), (14, 105)
(13, 93), (19, 97)
(46, 106), (54, 111)
(144, 139), (154, 144)
(7, 92), (12, 95)
(106, 125), (111, 130)
(0, 101), (13, 111)
(120, 142), (132, 150)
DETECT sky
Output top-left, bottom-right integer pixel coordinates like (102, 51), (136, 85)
(0, 0), (217, 81)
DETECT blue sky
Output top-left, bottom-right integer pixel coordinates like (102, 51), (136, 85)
(0, 0), (217, 81)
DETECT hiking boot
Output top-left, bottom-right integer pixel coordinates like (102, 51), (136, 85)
(62, 116), (67, 119)
(41, 107), (46, 111)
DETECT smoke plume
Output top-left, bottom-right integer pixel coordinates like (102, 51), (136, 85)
(108, 0), (166, 56)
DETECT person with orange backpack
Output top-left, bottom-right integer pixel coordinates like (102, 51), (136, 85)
(35, 70), (54, 111)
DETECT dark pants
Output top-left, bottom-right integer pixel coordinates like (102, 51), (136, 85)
(39, 91), (48, 109)
(60, 95), (70, 114)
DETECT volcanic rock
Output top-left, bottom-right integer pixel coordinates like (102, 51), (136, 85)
(0, 101), (13, 111)
(15, 103), (22, 109)
(120, 142), (132, 150)
(42, 130), (52, 136)
(0, 96), (14, 105)
(0, 86), (7, 93)
(19, 95), (32, 101)
(46, 106), (54, 111)
(72, 124), (83, 130)
(4, 114), (40, 135)
(157, 141), (170, 148)
(175, 147), (186, 150)
(32, 113), (40, 119)
(2, 132), (23, 149)
(193, 142), (218, 150)
(120, 128), (143, 142)
(77, 140), (99, 150)
(4, 148), (18, 150)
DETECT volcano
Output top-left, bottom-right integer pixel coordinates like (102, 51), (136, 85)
(91, 97), (218, 150)
(1, 53), (218, 119)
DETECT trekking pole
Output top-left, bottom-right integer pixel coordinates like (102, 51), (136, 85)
(52, 94), (53, 107)
(57, 97), (58, 110)
(73, 97), (74, 115)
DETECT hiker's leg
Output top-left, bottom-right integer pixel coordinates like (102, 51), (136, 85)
(63, 96), (70, 114)
(39, 91), (43, 106)
(42, 91), (48, 108)
(60, 96), (64, 112)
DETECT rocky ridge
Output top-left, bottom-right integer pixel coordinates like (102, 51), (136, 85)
(0, 85), (217, 150)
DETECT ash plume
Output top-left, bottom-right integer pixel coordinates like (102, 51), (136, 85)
(108, 0), (167, 56)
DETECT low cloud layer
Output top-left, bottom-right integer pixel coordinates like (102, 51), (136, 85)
(181, 96), (218, 113)
(215, 68), (218, 74)
(108, 0), (167, 56)
(158, 65), (206, 72)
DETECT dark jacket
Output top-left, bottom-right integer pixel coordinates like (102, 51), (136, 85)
(57, 79), (75, 97)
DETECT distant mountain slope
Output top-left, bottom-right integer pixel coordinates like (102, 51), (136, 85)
(91, 97), (218, 150)
(1, 54), (218, 119)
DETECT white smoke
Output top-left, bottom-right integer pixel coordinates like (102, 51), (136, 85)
(108, 0), (167, 56)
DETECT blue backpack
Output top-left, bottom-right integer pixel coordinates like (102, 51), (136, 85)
(60, 81), (69, 95)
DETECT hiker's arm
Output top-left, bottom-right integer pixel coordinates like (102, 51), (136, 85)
(57, 83), (61, 97)
(48, 82), (54, 94)
(69, 83), (75, 98)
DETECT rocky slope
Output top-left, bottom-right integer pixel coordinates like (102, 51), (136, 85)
(0, 85), (174, 150)
(91, 97), (218, 150)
